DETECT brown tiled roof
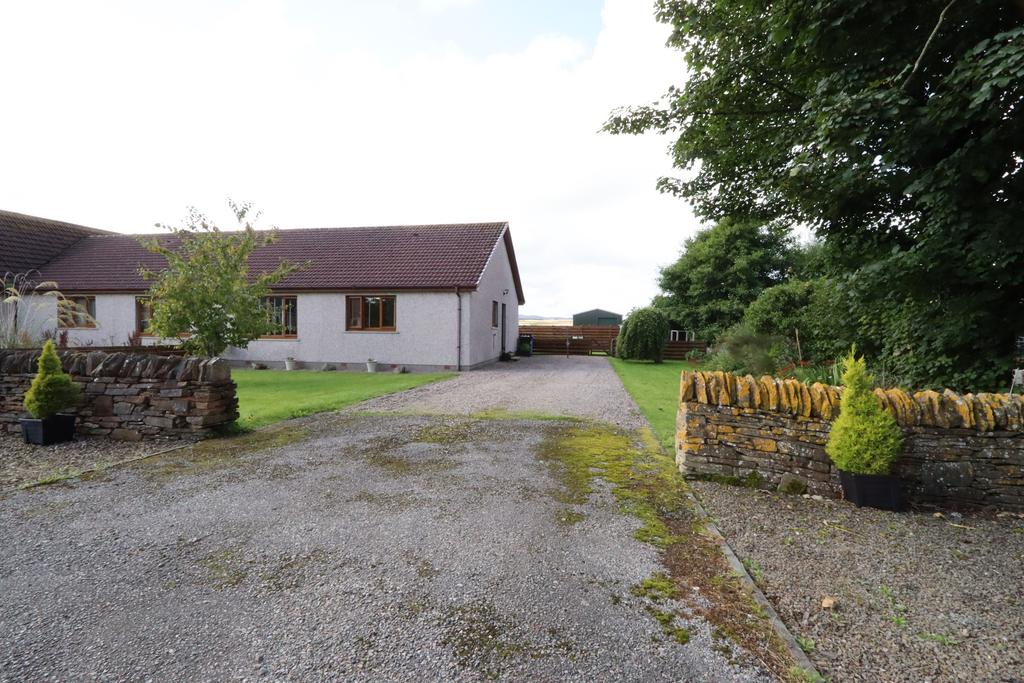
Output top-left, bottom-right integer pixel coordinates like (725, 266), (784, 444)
(32, 221), (526, 304)
(0, 210), (112, 275)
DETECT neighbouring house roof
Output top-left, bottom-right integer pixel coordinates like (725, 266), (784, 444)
(4, 213), (525, 304)
(0, 210), (112, 275)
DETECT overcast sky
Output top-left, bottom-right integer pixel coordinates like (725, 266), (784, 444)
(0, 0), (700, 317)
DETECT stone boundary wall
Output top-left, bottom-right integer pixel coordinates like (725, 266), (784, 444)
(0, 350), (238, 441)
(677, 371), (1024, 510)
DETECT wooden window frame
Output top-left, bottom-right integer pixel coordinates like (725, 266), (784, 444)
(59, 295), (97, 329)
(346, 295), (396, 332)
(262, 295), (298, 339)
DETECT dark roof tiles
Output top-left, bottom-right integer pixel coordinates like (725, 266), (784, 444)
(27, 221), (524, 303)
(0, 210), (111, 275)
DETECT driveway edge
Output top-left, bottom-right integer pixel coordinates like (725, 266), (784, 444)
(685, 490), (821, 679)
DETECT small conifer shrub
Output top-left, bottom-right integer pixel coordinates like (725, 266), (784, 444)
(23, 340), (81, 419)
(826, 348), (902, 475)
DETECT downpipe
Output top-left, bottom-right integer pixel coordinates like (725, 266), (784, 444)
(455, 287), (462, 372)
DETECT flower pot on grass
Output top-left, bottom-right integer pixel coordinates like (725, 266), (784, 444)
(284, 357), (298, 371)
(366, 359), (378, 373)
(20, 340), (81, 446)
(826, 347), (905, 511)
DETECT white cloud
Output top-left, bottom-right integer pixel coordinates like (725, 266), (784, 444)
(0, 0), (697, 316)
(418, 0), (480, 13)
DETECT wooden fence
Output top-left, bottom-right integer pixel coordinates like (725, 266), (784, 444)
(663, 340), (709, 360)
(518, 325), (620, 355)
(518, 326), (709, 359)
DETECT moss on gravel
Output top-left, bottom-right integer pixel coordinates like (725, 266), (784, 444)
(138, 424), (310, 481)
(539, 422), (798, 680)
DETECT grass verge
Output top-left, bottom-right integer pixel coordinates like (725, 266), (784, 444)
(607, 358), (700, 450)
(233, 369), (453, 429)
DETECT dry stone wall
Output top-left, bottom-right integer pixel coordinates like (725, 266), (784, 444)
(0, 350), (238, 441)
(677, 371), (1024, 510)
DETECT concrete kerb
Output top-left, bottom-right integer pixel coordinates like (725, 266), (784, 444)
(685, 490), (821, 679)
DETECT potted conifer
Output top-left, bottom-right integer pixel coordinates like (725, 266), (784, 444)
(20, 340), (81, 445)
(826, 348), (904, 511)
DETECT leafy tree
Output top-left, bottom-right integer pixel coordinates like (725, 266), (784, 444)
(743, 277), (851, 364)
(139, 202), (302, 357)
(826, 349), (903, 475)
(655, 217), (794, 340)
(24, 340), (80, 419)
(617, 307), (671, 362)
(607, 1), (1024, 390)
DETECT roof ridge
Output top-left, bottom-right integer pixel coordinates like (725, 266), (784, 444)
(93, 222), (510, 239)
(0, 209), (113, 235)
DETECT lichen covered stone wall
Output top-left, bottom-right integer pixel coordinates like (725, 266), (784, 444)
(677, 371), (1024, 510)
(1, 350), (238, 441)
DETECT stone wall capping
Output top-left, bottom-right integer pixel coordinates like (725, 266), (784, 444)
(0, 350), (237, 442)
(677, 370), (1023, 511)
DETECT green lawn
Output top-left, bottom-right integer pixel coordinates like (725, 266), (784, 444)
(608, 358), (700, 451)
(232, 369), (453, 430)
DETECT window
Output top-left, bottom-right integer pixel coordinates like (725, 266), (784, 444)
(346, 295), (396, 331)
(59, 296), (96, 329)
(491, 301), (499, 327)
(263, 296), (298, 337)
(135, 297), (154, 334)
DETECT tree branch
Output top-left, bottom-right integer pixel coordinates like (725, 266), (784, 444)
(902, 0), (959, 92)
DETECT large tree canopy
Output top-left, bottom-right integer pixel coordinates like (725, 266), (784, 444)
(656, 217), (794, 340)
(607, 1), (1024, 390)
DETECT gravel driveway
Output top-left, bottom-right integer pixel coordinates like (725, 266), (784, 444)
(360, 355), (647, 429)
(0, 358), (770, 682)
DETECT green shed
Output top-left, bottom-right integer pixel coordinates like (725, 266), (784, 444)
(572, 308), (622, 327)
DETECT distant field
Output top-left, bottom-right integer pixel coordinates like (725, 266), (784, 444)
(519, 319), (573, 326)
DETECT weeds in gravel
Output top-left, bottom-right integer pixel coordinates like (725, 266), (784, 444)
(645, 606), (691, 644)
(440, 598), (567, 680)
(197, 543), (249, 589)
(918, 632), (958, 646)
(554, 507), (586, 526)
(741, 558), (766, 583)
(469, 408), (584, 422)
(139, 424), (310, 481)
(879, 585), (909, 626)
(18, 467), (82, 490)
(539, 424), (797, 680)
(631, 572), (678, 603)
(415, 421), (474, 445)
(789, 665), (828, 683)
(796, 635), (816, 653)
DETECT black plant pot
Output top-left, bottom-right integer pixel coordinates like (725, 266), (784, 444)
(838, 469), (904, 511)
(20, 414), (77, 446)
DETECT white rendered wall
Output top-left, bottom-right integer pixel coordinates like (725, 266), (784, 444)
(222, 291), (460, 368)
(21, 266), (518, 370)
(466, 236), (520, 368)
(17, 294), (141, 347)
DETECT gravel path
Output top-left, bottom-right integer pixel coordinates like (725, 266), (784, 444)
(0, 433), (171, 490)
(691, 481), (1024, 683)
(359, 355), (647, 429)
(0, 414), (770, 682)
